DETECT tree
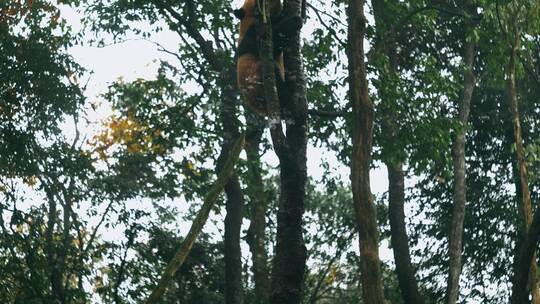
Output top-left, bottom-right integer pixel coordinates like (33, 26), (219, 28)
(446, 3), (477, 303)
(347, 0), (386, 302)
(144, 135), (244, 303)
(257, 0), (309, 302)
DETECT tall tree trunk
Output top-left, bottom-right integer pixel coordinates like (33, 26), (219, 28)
(219, 65), (246, 304)
(371, 1), (424, 302)
(258, 0), (308, 303)
(506, 41), (540, 304)
(388, 164), (425, 304)
(446, 31), (476, 304)
(222, 175), (244, 304)
(347, 0), (386, 302)
(149, 2), (247, 303)
(144, 136), (244, 304)
(245, 113), (271, 304)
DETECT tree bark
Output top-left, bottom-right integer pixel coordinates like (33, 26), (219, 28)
(347, 0), (386, 303)
(388, 164), (425, 304)
(257, 0), (308, 303)
(144, 135), (245, 304)
(511, 204), (540, 304)
(222, 174), (244, 304)
(507, 41), (540, 304)
(245, 113), (271, 304)
(446, 30), (476, 304)
(218, 65), (246, 304)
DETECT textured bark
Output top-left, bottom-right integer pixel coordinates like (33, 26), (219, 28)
(245, 113), (271, 304)
(144, 136), (245, 304)
(446, 33), (476, 304)
(507, 42), (540, 304)
(347, 0), (386, 302)
(257, 1), (308, 303)
(222, 174), (245, 304)
(218, 64), (246, 304)
(388, 164), (425, 304)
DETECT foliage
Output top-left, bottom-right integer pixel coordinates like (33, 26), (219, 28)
(2, 0), (540, 303)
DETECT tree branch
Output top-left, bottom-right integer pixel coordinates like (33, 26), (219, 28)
(150, 0), (219, 70)
(308, 108), (348, 118)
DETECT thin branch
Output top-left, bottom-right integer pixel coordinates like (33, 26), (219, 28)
(113, 225), (137, 303)
(82, 199), (115, 256)
(306, 2), (346, 27)
(150, 0), (218, 70)
(495, 0), (510, 47)
(308, 108), (348, 118)
(308, 2), (345, 47)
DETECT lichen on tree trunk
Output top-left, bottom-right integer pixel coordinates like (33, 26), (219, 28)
(347, 0), (386, 302)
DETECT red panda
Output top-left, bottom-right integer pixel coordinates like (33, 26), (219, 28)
(233, 0), (301, 115)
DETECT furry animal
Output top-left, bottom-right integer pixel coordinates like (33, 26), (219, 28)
(234, 0), (300, 115)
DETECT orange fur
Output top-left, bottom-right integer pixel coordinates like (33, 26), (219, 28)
(237, 54), (265, 113)
(236, 0), (284, 115)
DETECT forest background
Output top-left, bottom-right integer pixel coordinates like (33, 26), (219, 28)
(1, 0), (540, 303)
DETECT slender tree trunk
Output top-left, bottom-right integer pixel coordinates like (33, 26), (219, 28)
(511, 204), (540, 304)
(347, 0), (386, 302)
(44, 189), (65, 304)
(506, 41), (540, 304)
(446, 33), (476, 304)
(371, 1), (424, 302)
(257, 0), (308, 303)
(245, 113), (271, 304)
(144, 136), (244, 304)
(149, 2), (247, 303)
(219, 65), (246, 304)
(388, 164), (425, 304)
(223, 175), (244, 304)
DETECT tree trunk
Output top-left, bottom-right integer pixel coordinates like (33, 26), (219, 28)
(144, 135), (244, 304)
(506, 42), (540, 304)
(219, 66), (246, 304)
(347, 0), (386, 303)
(446, 32), (476, 304)
(388, 164), (425, 304)
(245, 113), (271, 304)
(44, 188), (65, 304)
(223, 175), (245, 304)
(257, 0), (308, 303)
(511, 204), (540, 304)
(147, 2), (248, 303)
(371, 0), (424, 302)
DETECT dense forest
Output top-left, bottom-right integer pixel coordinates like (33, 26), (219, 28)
(2, 0), (540, 303)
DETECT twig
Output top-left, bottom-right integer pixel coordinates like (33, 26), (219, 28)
(308, 2), (345, 47)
